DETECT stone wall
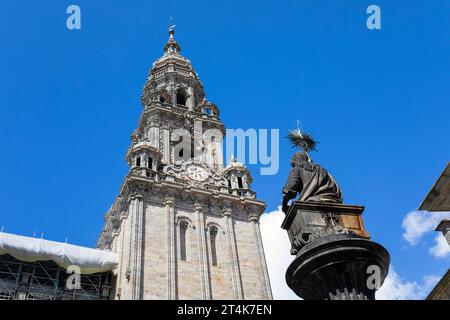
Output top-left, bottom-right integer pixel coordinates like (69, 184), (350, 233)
(110, 191), (271, 300)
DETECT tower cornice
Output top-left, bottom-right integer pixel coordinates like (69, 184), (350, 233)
(117, 175), (265, 211)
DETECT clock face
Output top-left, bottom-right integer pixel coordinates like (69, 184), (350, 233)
(186, 165), (209, 182)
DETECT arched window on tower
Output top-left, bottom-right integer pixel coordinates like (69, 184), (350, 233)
(210, 226), (218, 266)
(176, 89), (187, 106)
(237, 176), (243, 189)
(136, 157), (141, 167)
(180, 221), (188, 261)
(190, 138), (196, 159)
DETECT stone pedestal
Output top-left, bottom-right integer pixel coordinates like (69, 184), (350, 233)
(282, 201), (390, 300)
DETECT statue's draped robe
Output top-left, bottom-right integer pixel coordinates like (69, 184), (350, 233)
(283, 162), (342, 204)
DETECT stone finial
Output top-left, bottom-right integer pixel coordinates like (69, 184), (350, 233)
(169, 17), (175, 38)
(436, 219), (450, 245)
(164, 18), (180, 55)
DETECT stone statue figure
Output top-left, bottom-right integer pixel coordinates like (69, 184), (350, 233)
(281, 123), (390, 301)
(282, 124), (342, 213)
(282, 152), (342, 213)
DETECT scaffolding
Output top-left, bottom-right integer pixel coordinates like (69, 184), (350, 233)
(0, 254), (114, 300)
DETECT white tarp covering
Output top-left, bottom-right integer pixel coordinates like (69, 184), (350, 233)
(0, 232), (118, 274)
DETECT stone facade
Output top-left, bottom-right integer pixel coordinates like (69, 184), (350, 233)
(97, 26), (272, 300)
(418, 162), (450, 300)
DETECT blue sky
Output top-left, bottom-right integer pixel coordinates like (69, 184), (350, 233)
(0, 1), (449, 298)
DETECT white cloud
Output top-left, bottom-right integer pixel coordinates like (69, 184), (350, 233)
(376, 267), (440, 300)
(401, 211), (450, 259)
(429, 233), (450, 258)
(260, 207), (299, 300)
(401, 211), (450, 245)
(260, 207), (442, 300)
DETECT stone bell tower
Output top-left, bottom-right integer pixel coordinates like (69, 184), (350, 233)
(97, 25), (272, 300)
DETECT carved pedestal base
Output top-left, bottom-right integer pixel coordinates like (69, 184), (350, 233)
(282, 201), (390, 300)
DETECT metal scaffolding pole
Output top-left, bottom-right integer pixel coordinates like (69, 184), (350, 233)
(0, 254), (112, 300)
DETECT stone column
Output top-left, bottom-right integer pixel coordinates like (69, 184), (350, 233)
(165, 197), (177, 299)
(194, 199), (212, 299)
(121, 196), (136, 299)
(124, 195), (145, 300)
(115, 218), (125, 299)
(167, 80), (176, 107)
(186, 86), (195, 111)
(114, 201), (128, 299)
(161, 127), (170, 164)
(249, 209), (273, 300)
(131, 195), (145, 300)
(214, 136), (224, 173)
(242, 175), (249, 189)
(194, 119), (203, 164)
(149, 126), (160, 149)
(223, 204), (244, 299)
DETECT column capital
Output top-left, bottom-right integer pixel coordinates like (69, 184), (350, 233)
(222, 199), (233, 216)
(223, 209), (232, 217)
(164, 197), (175, 207)
(247, 205), (261, 222)
(194, 202), (203, 212)
(127, 193), (144, 203)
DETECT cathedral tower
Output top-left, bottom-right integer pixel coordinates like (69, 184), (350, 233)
(98, 26), (272, 300)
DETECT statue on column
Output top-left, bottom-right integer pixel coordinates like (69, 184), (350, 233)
(280, 122), (390, 300)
